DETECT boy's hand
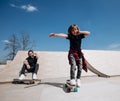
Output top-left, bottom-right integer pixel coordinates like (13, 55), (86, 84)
(77, 31), (81, 35)
(49, 33), (55, 37)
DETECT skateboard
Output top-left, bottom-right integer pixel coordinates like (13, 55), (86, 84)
(64, 80), (78, 93)
(12, 79), (41, 85)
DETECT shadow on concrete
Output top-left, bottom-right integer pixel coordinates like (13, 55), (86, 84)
(25, 81), (64, 88)
(24, 81), (68, 93)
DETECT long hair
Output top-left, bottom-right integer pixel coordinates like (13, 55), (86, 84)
(68, 24), (80, 34)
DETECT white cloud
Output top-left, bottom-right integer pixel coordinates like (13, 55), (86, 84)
(10, 4), (38, 12)
(21, 4), (38, 12)
(1, 40), (12, 44)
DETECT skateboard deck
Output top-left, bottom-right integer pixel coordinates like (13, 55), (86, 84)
(0, 79), (41, 85)
(12, 79), (41, 85)
(64, 80), (78, 93)
(12, 79), (35, 85)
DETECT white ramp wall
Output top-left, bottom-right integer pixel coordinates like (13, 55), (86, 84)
(0, 50), (120, 82)
(83, 50), (120, 76)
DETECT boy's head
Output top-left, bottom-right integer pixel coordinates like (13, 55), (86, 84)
(68, 24), (80, 35)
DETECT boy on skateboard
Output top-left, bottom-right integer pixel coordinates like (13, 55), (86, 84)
(49, 24), (90, 87)
(19, 50), (39, 80)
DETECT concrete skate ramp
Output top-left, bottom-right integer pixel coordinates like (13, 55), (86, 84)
(83, 50), (120, 77)
(86, 60), (110, 77)
(0, 50), (120, 82)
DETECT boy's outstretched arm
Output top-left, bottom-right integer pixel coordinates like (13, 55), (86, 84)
(79, 31), (90, 36)
(49, 33), (68, 38)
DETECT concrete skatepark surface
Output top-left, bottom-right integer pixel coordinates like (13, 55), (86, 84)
(0, 50), (120, 101)
(0, 76), (120, 101)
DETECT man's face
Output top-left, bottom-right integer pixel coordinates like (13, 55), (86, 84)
(28, 51), (34, 57)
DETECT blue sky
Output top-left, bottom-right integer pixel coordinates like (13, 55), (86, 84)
(0, 0), (120, 59)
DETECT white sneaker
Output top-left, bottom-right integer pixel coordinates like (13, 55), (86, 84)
(33, 73), (38, 80)
(76, 79), (81, 87)
(19, 74), (25, 80)
(70, 79), (76, 86)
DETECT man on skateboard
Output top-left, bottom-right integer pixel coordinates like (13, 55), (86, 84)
(19, 50), (39, 80)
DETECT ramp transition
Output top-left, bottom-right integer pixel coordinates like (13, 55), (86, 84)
(86, 60), (110, 77)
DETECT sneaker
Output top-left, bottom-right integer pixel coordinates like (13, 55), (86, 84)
(33, 73), (38, 80)
(19, 74), (25, 80)
(76, 79), (81, 87)
(70, 79), (76, 86)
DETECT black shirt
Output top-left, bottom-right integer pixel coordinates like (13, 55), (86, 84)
(66, 34), (85, 50)
(26, 56), (37, 67)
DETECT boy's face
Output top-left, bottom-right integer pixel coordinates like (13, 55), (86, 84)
(71, 26), (79, 35)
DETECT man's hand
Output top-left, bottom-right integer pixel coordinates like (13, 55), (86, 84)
(24, 60), (30, 69)
(26, 64), (30, 69)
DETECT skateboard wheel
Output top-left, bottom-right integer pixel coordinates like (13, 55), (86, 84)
(64, 84), (67, 88)
(67, 88), (71, 93)
(74, 88), (78, 92)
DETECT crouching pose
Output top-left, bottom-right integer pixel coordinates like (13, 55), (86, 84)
(19, 50), (39, 80)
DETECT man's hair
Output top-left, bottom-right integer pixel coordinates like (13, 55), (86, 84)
(28, 50), (33, 54)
